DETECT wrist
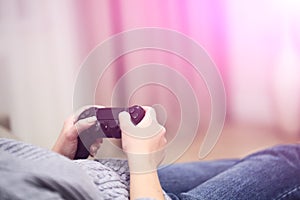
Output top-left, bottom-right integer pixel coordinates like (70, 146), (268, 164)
(127, 155), (157, 169)
(129, 170), (164, 200)
(126, 151), (164, 174)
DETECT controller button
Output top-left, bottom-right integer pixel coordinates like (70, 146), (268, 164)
(132, 112), (139, 119)
(100, 121), (110, 131)
(129, 107), (135, 114)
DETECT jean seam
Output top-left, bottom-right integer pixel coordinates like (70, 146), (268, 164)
(274, 185), (300, 200)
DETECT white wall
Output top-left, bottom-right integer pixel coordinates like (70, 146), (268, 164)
(227, 1), (300, 135)
(0, 0), (79, 148)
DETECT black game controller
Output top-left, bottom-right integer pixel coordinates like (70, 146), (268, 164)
(74, 105), (146, 159)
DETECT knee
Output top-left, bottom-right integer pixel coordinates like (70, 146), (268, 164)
(244, 144), (300, 170)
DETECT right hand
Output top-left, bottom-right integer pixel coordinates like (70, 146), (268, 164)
(119, 106), (167, 173)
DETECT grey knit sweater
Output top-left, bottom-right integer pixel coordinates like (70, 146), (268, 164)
(0, 138), (170, 200)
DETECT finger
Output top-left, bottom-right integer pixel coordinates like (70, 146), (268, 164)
(89, 144), (99, 157)
(138, 106), (163, 128)
(119, 111), (134, 130)
(73, 105), (94, 122)
(63, 114), (76, 128)
(137, 107), (152, 128)
(93, 138), (103, 148)
(146, 106), (158, 123)
(161, 136), (167, 147)
(74, 116), (97, 134)
(161, 126), (166, 135)
(89, 138), (103, 157)
(121, 110), (165, 138)
(163, 136), (167, 144)
(95, 138), (103, 144)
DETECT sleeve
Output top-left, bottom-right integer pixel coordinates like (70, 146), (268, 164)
(0, 138), (101, 200)
(74, 158), (173, 200)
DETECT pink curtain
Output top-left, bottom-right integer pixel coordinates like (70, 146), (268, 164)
(1, 0), (299, 149)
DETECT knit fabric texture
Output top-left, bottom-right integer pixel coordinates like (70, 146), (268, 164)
(0, 138), (170, 200)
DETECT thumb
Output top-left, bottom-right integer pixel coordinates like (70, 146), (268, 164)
(119, 111), (133, 130)
(74, 116), (97, 134)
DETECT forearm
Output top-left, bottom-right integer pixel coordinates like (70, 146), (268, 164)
(120, 107), (167, 199)
(129, 170), (164, 200)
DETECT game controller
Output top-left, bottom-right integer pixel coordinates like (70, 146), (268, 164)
(74, 105), (146, 159)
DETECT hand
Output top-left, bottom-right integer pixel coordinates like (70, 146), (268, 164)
(52, 105), (104, 159)
(119, 106), (167, 173)
(119, 106), (167, 200)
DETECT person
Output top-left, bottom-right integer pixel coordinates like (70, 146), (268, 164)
(0, 106), (168, 200)
(53, 106), (168, 199)
(1, 106), (299, 199)
(52, 106), (300, 200)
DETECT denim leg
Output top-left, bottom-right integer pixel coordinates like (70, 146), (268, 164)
(158, 159), (238, 196)
(179, 144), (300, 200)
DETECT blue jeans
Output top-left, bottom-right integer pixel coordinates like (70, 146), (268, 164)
(158, 144), (300, 199)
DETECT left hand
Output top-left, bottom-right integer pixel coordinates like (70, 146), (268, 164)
(52, 105), (104, 159)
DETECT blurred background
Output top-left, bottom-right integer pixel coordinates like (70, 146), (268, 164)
(0, 0), (299, 162)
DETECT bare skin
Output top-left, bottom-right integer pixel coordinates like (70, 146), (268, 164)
(53, 106), (167, 199)
(52, 105), (104, 159)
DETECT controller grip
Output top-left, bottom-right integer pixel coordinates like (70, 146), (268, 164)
(74, 138), (90, 159)
(74, 127), (99, 159)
